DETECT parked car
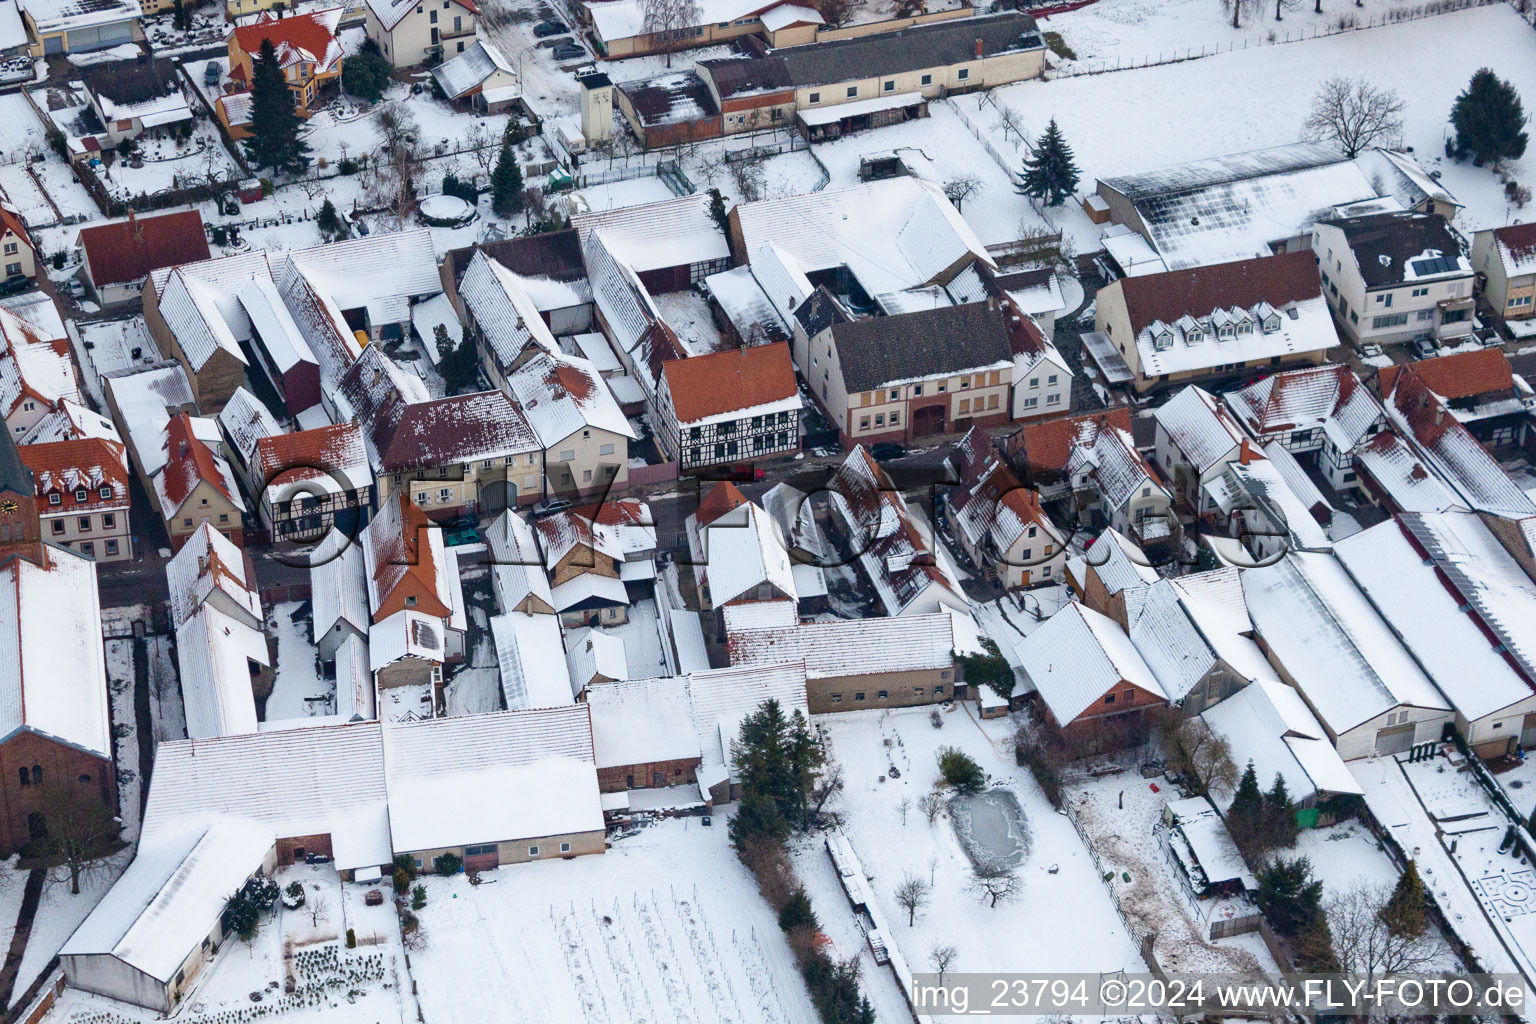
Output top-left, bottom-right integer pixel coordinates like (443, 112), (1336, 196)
(719, 464), (766, 483)
(869, 442), (907, 462)
(203, 61), (221, 86)
(533, 19), (567, 36)
(1412, 337), (1439, 360)
(532, 497), (575, 518)
(551, 42), (585, 60)
(1359, 342), (1383, 359)
(0, 275), (28, 297)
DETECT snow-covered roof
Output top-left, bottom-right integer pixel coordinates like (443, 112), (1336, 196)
(1170, 567), (1276, 685)
(369, 608), (445, 670)
(720, 599), (797, 636)
(156, 268), (249, 373)
(238, 276), (316, 375)
(231, 8), (344, 76)
(458, 250), (559, 370)
(798, 90), (922, 126)
(1201, 679), (1363, 811)
(1353, 430), (1463, 513)
(1335, 517), (1536, 723)
(702, 501), (797, 608)
(571, 193), (729, 275)
(735, 178), (992, 301)
(381, 706), (601, 853)
(166, 522), (260, 630)
(1075, 527), (1158, 596)
(485, 511), (554, 614)
(432, 37), (516, 100)
(19, 399), (120, 446)
(549, 572), (629, 614)
(175, 603), (267, 739)
(0, 546), (111, 759)
(255, 422), (371, 501)
(504, 350), (634, 446)
(758, 1), (822, 30)
(702, 265), (791, 345)
(1063, 417), (1163, 515)
(1488, 222), (1536, 278)
(0, 304), (79, 418)
(311, 538), (369, 643)
(587, 675), (701, 770)
(1128, 282), (1337, 380)
(335, 632), (373, 722)
(586, 0), (774, 42)
(0, 0), (26, 49)
(728, 613), (955, 678)
(748, 243), (814, 326)
(490, 611), (577, 710)
(688, 663), (808, 777)
(1241, 552), (1449, 736)
(1014, 603), (1163, 724)
(216, 386), (281, 466)
(1209, 455), (1333, 553)
(364, 0), (474, 30)
(1154, 385), (1249, 474)
(564, 625), (628, 688)
(1164, 795), (1250, 887)
(1129, 580), (1220, 704)
(409, 293), (460, 367)
(20, 0), (140, 35)
(148, 250), (273, 342)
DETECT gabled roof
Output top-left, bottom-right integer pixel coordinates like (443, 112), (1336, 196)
(253, 422), (370, 496)
(166, 522), (259, 630)
(490, 611), (574, 709)
(728, 613), (956, 678)
(232, 8), (344, 75)
(0, 545), (112, 759)
(1077, 527), (1158, 596)
(156, 267), (248, 372)
(946, 427), (1057, 558)
(571, 193), (729, 275)
(701, 501), (797, 608)
(1154, 386), (1248, 474)
(363, 492), (451, 621)
(1012, 407), (1133, 473)
(661, 342), (798, 425)
(18, 437), (128, 513)
(829, 303), (1012, 394)
(217, 386), (282, 465)
(484, 511), (554, 614)
(1014, 603), (1163, 724)
(431, 37), (514, 100)
(564, 626), (627, 687)
(1201, 679), (1362, 811)
(311, 538), (368, 642)
(156, 412), (243, 514)
(175, 603), (267, 739)
(457, 249), (559, 370)
(694, 480), (749, 530)
(586, 675), (700, 770)
(1489, 221), (1536, 278)
(79, 211), (209, 289)
(504, 350), (634, 446)
(772, 11), (1040, 86)
(1225, 364), (1383, 452)
(1378, 347), (1515, 402)
(366, 0), (476, 31)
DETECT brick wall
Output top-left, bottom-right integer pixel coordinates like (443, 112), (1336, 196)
(597, 757), (701, 793)
(0, 733), (116, 856)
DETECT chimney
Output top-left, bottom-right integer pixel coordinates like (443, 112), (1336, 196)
(1433, 405), (1444, 426)
(974, 37), (983, 57)
(987, 293), (998, 311)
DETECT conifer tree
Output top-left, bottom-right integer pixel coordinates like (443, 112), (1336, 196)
(245, 39), (311, 175)
(1263, 772), (1299, 850)
(1381, 860), (1430, 937)
(490, 141), (524, 218)
(1017, 117), (1080, 207)
(1227, 760), (1266, 860)
(1450, 68), (1528, 166)
(316, 198), (340, 237)
(707, 187), (728, 233)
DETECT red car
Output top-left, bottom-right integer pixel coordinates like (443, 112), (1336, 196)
(720, 464), (766, 482)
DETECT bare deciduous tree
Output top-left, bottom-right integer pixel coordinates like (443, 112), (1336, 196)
(968, 865), (1024, 909)
(307, 890), (331, 929)
(35, 780), (121, 895)
(1156, 712), (1238, 799)
(898, 797), (911, 826)
(729, 154), (767, 203)
(1310, 883), (1449, 979)
(943, 174), (984, 213)
(1302, 76), (1406, 158)
(895, 872), (931, 926)
(809, 762), (844, 823)
(918, 791), (945, 825)
(641, 0), (701, 68)
(811, 0), (856, 26)
(466, 123), (497, 179)
(992, 104), (1028, 148)
(1222, 0), (1263, 28)
(930, 943), (959, 983)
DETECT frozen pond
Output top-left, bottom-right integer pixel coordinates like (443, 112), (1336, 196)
(951, 788), (1031, 873)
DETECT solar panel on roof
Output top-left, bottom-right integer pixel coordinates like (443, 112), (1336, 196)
(1411, 255), (1457, 276)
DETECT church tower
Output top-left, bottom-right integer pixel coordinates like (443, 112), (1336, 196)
(0, 426), (42, 566)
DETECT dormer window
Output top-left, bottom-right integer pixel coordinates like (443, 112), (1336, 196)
(75, 489), (88, 502)
(1237, 321), (1253, 335)
(1185, 329), (1203, 344)
(1154, 332), (1173, 351)
(48, 493), (60, 506)
(1218, 325), (1234, 340)
(99, 487), (111, 499)
(1262, 315), (1281, 333)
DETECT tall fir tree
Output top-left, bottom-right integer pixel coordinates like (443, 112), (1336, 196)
(316, 198), (340, 237)
(707, 187), (729, 233)
(1017, 117), (1080, 207)
(1381, 860), (1430, 937)
(490, 141), (524, 218)
(1227, 760), (1266, 859)
(1263, 772), (1299, 850)
(1450, 68), (1528, 166)
(245, 39), (311, 175)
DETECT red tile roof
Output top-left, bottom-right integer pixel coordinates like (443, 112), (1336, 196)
(1492, 222), (1536, 266)
(368, 491), (451, 621)
(19, 438), (129, 512)
(1116, 251), (1322, 336)
(1378, 348), (1515, 402)
(0, 206), (28, 252)
(253, 423), (368, 488)
(662, 342), (798, 425)
(695, 480), (748, 529)
(160, 412), (234, 510)
(232, 10), (341, 72)
(79, 211), (210, 289)
(1011, 407), (1133, 473)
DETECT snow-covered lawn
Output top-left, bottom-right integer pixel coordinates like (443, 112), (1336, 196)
(0, 94), (47, 161)
(964, 4), (1536, 249)
(818, 704), (1146, 1006)
(1293, 819), (1402, 892)
(73, 318), (160, 409)
(147, 634), (187, 745)
(444, 637), (503, 716)
(409, 817), (819, 1024)
(1040, 0), (1489, 67)
(264, 601), (333, 724)
(105, 638), (142, 842)
(811, 101), (1053, 246)
(0, 164), (56, 229)
(94, 121), (242, 203)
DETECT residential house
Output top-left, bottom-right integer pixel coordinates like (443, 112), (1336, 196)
(1312, 210), (1475, 347)
(536, 509), (629, 627)
(943, 426), (1064, 589)
(19, 0), (141, 55)
(151, 412), (248, 551)
(614, 72), (723, 150)
(310, 535), (369, 661)
(1200, 446), (1334, 565)
(729, 613), (962, 714)
(251, 423), (372, 541)
(583, 0), (826, 59)
(227, 9), (344, 119)
(1335, 512), (1536, 758)
(697, 57), (797, 137)
(564, 626), (626, 690)
(1093, 252), (1338, 394)
(363, 0), (476, 67)
(168, 524), (268, 738)
(1129, 567), (1277, 715)
(573, 194), (732, 294)
(1151, 385), (1254, 511)
(454, 248), (561, 380)
(337, 346), (541, 519)
(1242, 551), (1454, 759)
(0, 538), (117, 854)
(580, 497), (657, 599)
(1471, 222), (1536, 324)
(504, 351), (635, 502)
(237, 277), (321, 417)
(1066, 527), (1158, 629)
(79, 210), (210, 306)
(579, 230), (687, 419)
(81, 59), (191, 146)
(1004, 302), (1073, 421)
(441, 230), (592, 338)
(18, 397), (118, 446)
(19, 437), (130, 561)
(1224, 363), (1386, 492)
(484, 509), (555, 616)
(430, 37), (519, 112)
(1377, 348), (1533, 448)
(1010, 408), (1174, 551)
(141, 266), (250, 414)
(1013, 602), (1168, 751)
(759, 481), (830, 613)
(1200, 679), (1363, 815)
(0, 205), (35, 284)
(362, 491), (466, 665)
(829, 446), (966, 616)
(685, 483), (797, 636)
(0, 301), (81, 440)
(656, 342), (800, 469)
(216, 386), (281, 495)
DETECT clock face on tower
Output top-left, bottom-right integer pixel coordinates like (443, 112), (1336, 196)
(0, 499), (16, 516)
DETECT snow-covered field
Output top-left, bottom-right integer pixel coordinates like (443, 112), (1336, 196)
(410, 818), (819, 1024)
(964, 4), (1536, 249)
(0, 94), (47, 162)
(818, 704), (1146, 1014)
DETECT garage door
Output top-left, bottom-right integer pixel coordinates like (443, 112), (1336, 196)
(1374, 724), (1415, 757)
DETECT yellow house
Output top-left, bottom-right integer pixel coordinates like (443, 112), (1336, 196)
(227, 7), (345, 117)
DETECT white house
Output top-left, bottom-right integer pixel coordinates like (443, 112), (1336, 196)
(363, 0), (477, 67)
